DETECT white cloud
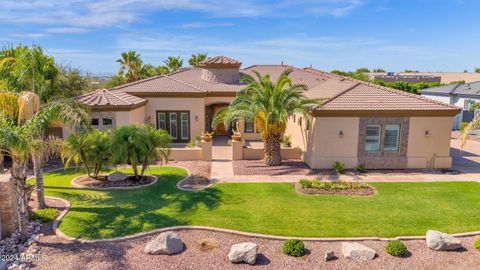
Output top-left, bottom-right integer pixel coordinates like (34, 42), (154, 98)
(11, 33), (48, 39)
(45, 27), (90, 34)
(179, 22), (234, 29)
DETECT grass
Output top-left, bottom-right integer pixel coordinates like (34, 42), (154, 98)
(29, 208), (59, 223)
(36, 166), (480, 240)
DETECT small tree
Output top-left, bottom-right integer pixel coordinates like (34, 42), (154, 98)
(111, 124), (171, 179)
(188, 53), (207, 67)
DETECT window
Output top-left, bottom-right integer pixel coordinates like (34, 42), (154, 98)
(102, 118), (113, 126)
(384, 125), (400, 151)
(365, 125), (381, 151)
(157, 111), (189, 142)
(245, 118), (254, 133)
(91, 118), (99, 126)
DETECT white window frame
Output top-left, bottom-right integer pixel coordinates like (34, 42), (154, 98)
(365, 125), (381, 152)
(384, 125), (400, 151)
(180, 112), (189, 140)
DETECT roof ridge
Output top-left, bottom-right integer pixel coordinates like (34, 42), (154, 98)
(109, 68), (192, 91)
(164, 74), (206, 92)
(305, 67), (459, 110)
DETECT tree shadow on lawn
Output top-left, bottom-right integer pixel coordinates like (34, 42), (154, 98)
(51, 174), (224, 239)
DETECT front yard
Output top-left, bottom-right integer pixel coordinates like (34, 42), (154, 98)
(39, 166), (480, 240)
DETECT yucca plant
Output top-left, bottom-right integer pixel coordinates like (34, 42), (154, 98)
(213, 68), (320, 165)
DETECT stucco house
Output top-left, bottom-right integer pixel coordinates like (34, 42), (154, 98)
(419, 81), (480, 130)
(71, 56), (460, 169)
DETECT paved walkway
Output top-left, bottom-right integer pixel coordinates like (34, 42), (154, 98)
(210, 133), (480, 183)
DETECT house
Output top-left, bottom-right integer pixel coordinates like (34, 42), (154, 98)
(369, 73), (441, 83)
(369, 72), (480, 84)
(419, 81), (480, 130)
(71, 56), (460, 169)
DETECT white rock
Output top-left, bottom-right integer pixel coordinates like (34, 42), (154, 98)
(341, 242), (376, 261)
(426, 230), (462, 251)
(228, 242), (258, 265)
(107, 172), (128, 182)
(144, 232), (184, 255)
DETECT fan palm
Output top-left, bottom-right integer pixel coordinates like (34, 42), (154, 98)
(117, 51), (143, 83)
(213, 68), (321, 165)
(188, 53), (207, 67)
(164, 56), (183, 72)
(461, 116), (480, 148)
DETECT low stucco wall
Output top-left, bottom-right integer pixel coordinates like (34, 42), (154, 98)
(242, 147), (302, 160)
(169, 148), (202, 161)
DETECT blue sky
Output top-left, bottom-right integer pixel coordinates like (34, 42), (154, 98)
(1, 0), (479, 74)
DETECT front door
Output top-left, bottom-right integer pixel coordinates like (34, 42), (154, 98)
(156, 111), (190, 142)
(214, 105), (228, 135)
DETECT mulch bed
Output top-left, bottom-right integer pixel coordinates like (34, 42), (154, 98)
(294, 182), (376, 196)
(73, 175), (155, 188)
(233, 159), (316, 176)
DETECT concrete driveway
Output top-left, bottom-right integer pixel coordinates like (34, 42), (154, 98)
(451, 132), (480, 174)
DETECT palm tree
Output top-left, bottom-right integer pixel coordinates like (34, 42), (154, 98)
(188, 53), (207, 67)
(213, 69), (320, 166)
(0, 93), (87, 239)
(461, 116), (480, 148)
(163, 56), (183, 72)
(117, 51), (143, 83)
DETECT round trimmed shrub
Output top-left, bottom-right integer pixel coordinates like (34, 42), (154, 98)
(283, 239), (305, 257)
(385, 240), (408, 257)
(474, 238), (480, 250)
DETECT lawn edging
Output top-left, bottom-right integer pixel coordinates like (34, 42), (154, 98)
(46, 193), (480, 243)
(70, 175), (158, 190)
(175, 167), (217, 191)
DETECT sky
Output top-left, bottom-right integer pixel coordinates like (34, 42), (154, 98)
(1, 0), (480, 74)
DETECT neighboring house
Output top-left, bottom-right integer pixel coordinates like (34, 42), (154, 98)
(71, 56), (459, 169)
(419, 81), (480, 130)
(369, 73), (441, 83)
(369, 72), (480, 84)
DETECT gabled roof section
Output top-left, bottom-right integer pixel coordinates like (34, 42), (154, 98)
(75, 89), (147, 109)
(419, 81), (480, 97)
(418, 84), (460, 95)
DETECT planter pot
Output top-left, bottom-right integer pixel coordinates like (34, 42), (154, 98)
(231, 134), (242, 141)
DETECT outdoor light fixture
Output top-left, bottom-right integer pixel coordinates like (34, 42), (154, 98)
(339, 130), (344, 138)
(195, 115), (199, 121)
(425, 130), (430, 137)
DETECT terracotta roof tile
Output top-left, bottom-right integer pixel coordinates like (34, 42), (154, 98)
(198, 56), (241, 67)
(75, 89), (146, 107)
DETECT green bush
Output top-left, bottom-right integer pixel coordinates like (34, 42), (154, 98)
(282, 135), (292, 147)
(333, 161), (345, 174)
(186, 140), (196, 148)
(283, 239), (305, 257)
(29, 208), (59, 223)
(298, 179), (369, 190)
(460, 122), (469, 132)
(385, 240), (408, 257)
(299, 179), (312, 188)
(355, 164), (367, 173)
(474, 238), (480, 250)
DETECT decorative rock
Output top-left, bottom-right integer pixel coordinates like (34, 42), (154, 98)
(324, 250), (335, 261)
(228, 242), (258, 265)
(341, 242), (376, 261)
(107, 172), (128, 182)
(0, 260), (7, 270)
(426, 230), (462, 251)
(144, 232), (184, 255)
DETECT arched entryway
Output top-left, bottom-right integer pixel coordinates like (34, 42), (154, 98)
(205, 103), (234, 136)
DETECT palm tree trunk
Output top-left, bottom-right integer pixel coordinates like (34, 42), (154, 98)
(32, 155), (46, 209)
(0, 153), (4, 174)
(11, 159), (31, 241)
(264, 134), (282, 166)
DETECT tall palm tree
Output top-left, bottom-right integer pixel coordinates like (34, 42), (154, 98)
(213, 69), (320, 166)
(188, 53), (207, 67)
(117, 51), (143, 83)
(163, 56), (183, 72)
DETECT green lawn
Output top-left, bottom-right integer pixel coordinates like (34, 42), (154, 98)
(37, 166), (480, 240)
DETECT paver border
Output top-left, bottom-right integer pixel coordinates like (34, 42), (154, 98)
(33, 166), (480, 244)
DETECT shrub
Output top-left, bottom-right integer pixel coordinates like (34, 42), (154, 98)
(186, 140), (196, 148)
(299, 179), (312, 188)
(460, 122), (469, 132)
(298, 179), (370, 190)
(29, 208), (59, 223)
(283, 239), (305, 257)
(333, 161), (345, 174)
(355, 164), (367, 173)
(385, 240), (408, 257)
(474, 238), (480, 250)
(282, 135), (292, 147)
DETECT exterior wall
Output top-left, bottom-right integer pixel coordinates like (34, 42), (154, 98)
(201, 68), (240, 83)
(128, 105), (146, 124)
(169, 148), (202, 161)
(0, 176), (18, 238)
(144, 97), (205, 139)
(407, 117), (453, 169)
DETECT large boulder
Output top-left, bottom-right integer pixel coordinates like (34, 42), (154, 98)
(228, 242), (258, 265)
(144, 232), (184, 255)
(341, 242), (376, 261)
(426, 230), (462, 251)
(108, 172), (128, 182)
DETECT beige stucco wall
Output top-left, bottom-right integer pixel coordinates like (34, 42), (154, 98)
(407, 117), (453, 169)
(169, 148), (202, 160)
(144, 97), (205, 138)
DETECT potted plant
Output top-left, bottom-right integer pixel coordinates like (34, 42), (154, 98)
(201, 131), (213, 142)
(231, 122), (242, 141)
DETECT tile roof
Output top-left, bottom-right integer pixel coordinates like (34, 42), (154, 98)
(198, 56), (241, 67)
(75, 89), (146, 108)
(419, 81), (480, 97)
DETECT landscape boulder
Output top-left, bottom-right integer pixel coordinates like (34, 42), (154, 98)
(144, 232), (184, 255)
(228, 242), (258, 265)
(426, 230), (462, 251)
(341, 242), (376, 261)
(108, 172), (128, 182)
(324, 250), (335, 261)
